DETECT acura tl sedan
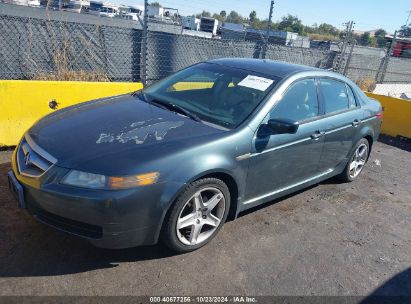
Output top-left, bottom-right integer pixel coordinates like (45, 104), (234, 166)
(8, 59), (382, 252)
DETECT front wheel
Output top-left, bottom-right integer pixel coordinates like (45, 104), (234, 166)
(161, 178), (230, 252)
(338, 138), (370, 182)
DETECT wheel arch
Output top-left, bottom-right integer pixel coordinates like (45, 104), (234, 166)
(174, 169), (240, 220)
(197, 171), (239, 221)
(156, 169), (241, 243)
(364, 134), (373, 156)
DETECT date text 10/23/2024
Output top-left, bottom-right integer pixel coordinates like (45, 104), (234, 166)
(149, 296), (257, 303)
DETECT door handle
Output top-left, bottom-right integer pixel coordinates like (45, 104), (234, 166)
(352, 119), (361, 127)
(311, 131), (325, 140)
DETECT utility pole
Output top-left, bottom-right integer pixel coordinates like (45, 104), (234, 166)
(343, 39), (356, 76)
(379, 31), (397, 83)
(141, 0), (149, 86)
(265, 0), (274, 41)
(405, 10), (411, 27)
(342, 21), (354, 58)
(262, 0), (274, 59)
(336, 21), (354, 73)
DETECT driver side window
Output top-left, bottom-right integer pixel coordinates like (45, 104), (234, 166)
(271, 79), (319, 122)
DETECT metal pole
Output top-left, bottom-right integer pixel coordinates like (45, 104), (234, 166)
(141, 0), (149, 86)
(262, 0), (274, 59)
(380, 31), (397, 83)
(265, 1), (274, 40)
(343, 40), (355, 76)
(405, 10), (411, 27)
(338, 21), (354, 73)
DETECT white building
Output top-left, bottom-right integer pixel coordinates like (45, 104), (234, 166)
(66, 0), (90, 13)
(99, 3), (120, 18)
(147, 6), (164, 18)
(182, 16), (200, 31)
(199, 17), (218, 36)
(7, 0), (40, 7)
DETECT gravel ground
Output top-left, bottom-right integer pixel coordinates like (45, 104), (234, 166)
(0, 140), (410, 296)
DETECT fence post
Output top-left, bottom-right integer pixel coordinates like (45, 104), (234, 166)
(98, 26), (109, 78)
(141, 0), (149, 86)
(343, 41), (355, 76)
(334, 21), (354, 73)
(262, 0), (274, 59)
(379, 31), (397, 84)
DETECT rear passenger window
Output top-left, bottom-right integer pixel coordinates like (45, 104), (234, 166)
(320, 79), (349, 114)
(346, 84), (357, 108)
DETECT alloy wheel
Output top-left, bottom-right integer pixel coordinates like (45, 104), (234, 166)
(176, 187), (226, 246)
(349, 143), (368, 178)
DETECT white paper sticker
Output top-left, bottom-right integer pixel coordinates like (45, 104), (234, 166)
(237, 75), (274, 91)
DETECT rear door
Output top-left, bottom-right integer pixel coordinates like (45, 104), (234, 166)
(317, 78), (363, 172)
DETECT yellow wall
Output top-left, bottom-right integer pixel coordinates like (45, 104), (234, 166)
(0, 80), (143, 146)
(0, 81), (409, 146)
(365, 92), (411, 139)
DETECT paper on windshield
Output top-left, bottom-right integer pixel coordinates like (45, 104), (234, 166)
(237, 75), (274, 91)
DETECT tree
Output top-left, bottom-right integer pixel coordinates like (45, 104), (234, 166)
(317, 23), (340, 36)
(374, 28), (386, 37)
(278, 14), (304, 35)
(249, 10), (257, 23)
(304, 24), (317, 34)
(374, 29), (387, 48)
(149, 2), (161, 7)
(398, 24), (411, 37)
(212, 13), (225, 22)
(226, 10), (244, 24)
(220, 10), (226, 19)
(359, 32), (371, 46)
(196, 10), (211, 18)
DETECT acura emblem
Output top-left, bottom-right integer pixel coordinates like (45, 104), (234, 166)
(24, 151), (31, 166)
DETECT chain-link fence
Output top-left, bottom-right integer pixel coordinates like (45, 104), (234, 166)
(342, 43), (411, 85)
(1, 1), (410, 86)
(0, 3), (142, 81)
(143, 27), (336, 85)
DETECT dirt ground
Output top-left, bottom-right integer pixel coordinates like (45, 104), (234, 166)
(0, 138), (410, 296)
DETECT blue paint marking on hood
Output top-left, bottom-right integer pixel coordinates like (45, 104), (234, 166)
(28, 95), (227, 175)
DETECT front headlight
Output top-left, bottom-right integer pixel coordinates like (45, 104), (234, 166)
(61, 170), (159, 190)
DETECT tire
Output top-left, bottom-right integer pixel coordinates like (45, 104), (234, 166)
(161, 178), (230, 253)
(338, 138), (370, 182)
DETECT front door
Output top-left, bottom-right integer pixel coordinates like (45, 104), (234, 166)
(245, 78), (325, 202)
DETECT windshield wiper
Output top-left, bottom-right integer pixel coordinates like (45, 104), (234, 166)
(134, 92), (201, 122)
(148, 98), (202, 122)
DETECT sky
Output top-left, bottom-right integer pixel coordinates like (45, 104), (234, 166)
(111, 0), (410, 33)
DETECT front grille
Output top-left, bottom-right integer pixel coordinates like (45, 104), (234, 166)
(17, 135), (56, 177)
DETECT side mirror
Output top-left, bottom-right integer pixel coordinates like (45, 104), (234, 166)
(267, 118), (299, 134)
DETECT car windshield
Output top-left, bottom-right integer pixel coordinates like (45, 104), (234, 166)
(139, 63), (281, 129)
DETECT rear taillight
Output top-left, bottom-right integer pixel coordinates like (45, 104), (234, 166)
(376, 112), (383, 118)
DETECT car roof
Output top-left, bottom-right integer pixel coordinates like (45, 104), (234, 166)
(206, 58), (321, 78)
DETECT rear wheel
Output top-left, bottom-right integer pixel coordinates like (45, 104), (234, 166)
(161, 178), (230, 252)
(338, 138), (370, 182)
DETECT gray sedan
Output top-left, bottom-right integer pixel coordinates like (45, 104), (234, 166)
(8, 59), (382, 252)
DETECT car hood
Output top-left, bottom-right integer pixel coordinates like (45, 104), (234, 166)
(28, 94), (227, 175)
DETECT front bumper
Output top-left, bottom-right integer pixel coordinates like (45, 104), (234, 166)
(9, 161), (173, 249)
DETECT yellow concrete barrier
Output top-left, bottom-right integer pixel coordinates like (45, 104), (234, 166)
(1, 81), (409, 146)
(365, 92), (411, 139)
(0, 80), (143, 146)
